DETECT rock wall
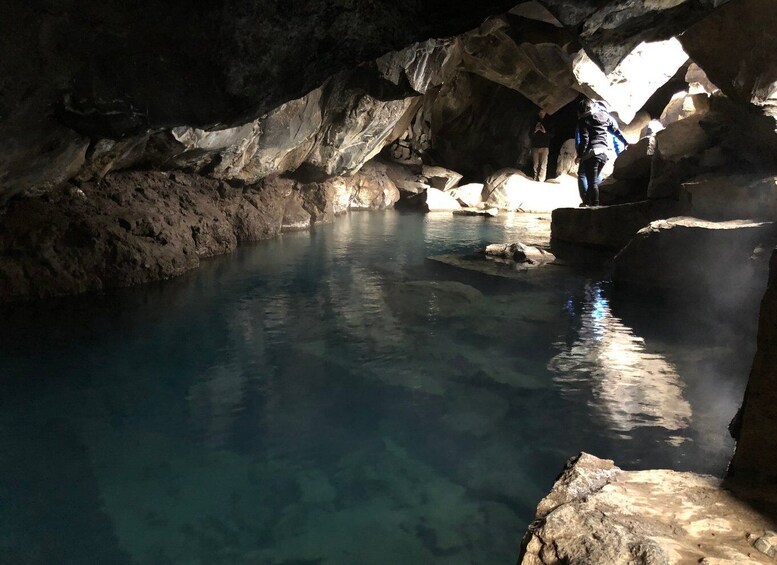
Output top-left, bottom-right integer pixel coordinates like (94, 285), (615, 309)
(728, 249), (777, 485)
(0, 167), (398, 301)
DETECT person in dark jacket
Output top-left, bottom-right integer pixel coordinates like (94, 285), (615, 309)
(575, 99), (628, 206)
(530, 110), (552, 182)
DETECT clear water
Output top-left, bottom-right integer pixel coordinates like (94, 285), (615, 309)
(0, 211), (756, 565)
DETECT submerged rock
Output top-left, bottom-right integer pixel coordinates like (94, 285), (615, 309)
(519, 453), (777, 565)
(452, 208), (497, 217)
(484, 243), (554, 265)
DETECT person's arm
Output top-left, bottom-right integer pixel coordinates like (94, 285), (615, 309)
(607, 116), (629, 147)
(577, 123), (589, 159)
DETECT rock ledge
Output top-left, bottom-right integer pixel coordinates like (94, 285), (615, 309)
(519, 453), (777, 565)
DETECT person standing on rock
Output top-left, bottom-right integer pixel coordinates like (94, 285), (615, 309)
(530, 110), (552, 183)
(575, 99), (628, 206)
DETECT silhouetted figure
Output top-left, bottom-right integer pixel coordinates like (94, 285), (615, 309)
(575, 100), (628, 206)
(531, 110), (552, 182)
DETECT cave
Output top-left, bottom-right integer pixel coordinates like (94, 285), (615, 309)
(1, 0), (776, 563)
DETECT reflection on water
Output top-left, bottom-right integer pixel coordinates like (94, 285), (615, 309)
(549, 283), (692, 445)
(0, 211), (755, 564)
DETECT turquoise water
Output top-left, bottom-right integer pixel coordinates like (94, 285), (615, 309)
(0, 211), (756, 564)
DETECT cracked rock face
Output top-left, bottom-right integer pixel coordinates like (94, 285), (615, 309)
(1, 0), (517, 201)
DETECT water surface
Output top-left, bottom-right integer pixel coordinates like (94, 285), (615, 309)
(0, 211), (755, 564)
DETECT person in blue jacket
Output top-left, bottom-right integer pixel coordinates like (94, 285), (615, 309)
(575, 99), (628, 206)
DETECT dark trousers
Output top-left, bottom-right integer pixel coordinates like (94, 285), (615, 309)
(578, 154), (607, 206)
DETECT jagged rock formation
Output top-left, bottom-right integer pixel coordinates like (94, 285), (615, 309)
(537, 0), (731, 74)
(519, 453), (777, 565)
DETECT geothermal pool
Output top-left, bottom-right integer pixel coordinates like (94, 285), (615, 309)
(0, 211), (755, 564)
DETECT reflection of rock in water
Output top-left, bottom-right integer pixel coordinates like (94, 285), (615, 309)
(548, 283), (692, 443)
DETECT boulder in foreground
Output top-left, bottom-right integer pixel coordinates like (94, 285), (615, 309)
(519, 453), (777, 565)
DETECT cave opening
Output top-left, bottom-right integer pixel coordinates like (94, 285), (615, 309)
(0, 1), (776, 564)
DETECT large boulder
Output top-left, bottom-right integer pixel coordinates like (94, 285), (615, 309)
(647, 113), (717, 199)
(598, 178), (649, 206)
(396, 187), (461, 211)
(556, 139), (577, 176)
(483, 169), (579, 212)
(551, 201), (677, 250)
(659, 91), (710, 126)
(380, 159), (426, 194)
(421, 165), (463, 190)
(348, 161), (401, 210)
(446, 183), (484, 208)
(612, 137), (652, 181)
(0, 172), (289, 300)
(612, 217), (777, 307)
(681, 174), (777, 221)
(519, 453), (777, 565)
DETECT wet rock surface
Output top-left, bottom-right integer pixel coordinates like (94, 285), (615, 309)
(519, 453), (777, 565)
(484, 242), (554, 265)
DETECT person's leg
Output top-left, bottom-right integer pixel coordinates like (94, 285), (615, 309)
(538, 148), (549, 182)
(583, 159), (597, 205)
(532, 148), (541, 181)
(577, 163), (587, 205)
(587, 155), (607, 206)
